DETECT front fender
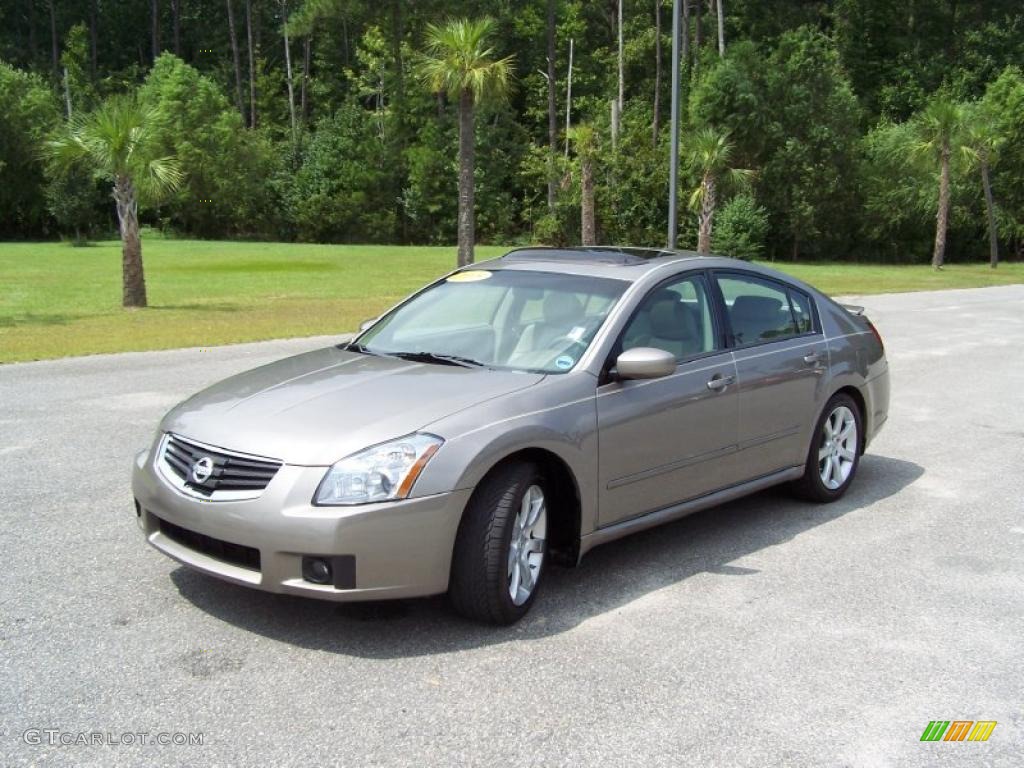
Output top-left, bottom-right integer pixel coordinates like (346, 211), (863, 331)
(412, 375), (600, 536)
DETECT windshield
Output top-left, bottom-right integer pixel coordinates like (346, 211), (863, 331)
(357, 269), (629, 373)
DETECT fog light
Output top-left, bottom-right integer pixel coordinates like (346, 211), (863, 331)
(302, 557), (332, 585)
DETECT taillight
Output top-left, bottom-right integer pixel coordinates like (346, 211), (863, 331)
(866, 318), (884, 353)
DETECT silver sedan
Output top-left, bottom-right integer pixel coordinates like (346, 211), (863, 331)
(132, 247), (889, 624)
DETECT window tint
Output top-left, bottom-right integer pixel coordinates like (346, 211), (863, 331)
(788, 289), (814, 334)
(717, 274), (806, 346)
(361, 270), (628, 374)
(620, 274), (716, 361)
(397, 280), (508, 330)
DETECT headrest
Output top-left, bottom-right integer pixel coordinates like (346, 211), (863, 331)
(542, 293), (584, 325)
(731, 295), (782, 322)
(649, 298), (698, 341)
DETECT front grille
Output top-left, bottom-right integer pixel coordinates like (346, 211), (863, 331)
(162, 434), (281, 498)
(158, 516), (261, 571)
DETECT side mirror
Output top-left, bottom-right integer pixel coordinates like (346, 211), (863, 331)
(359, 317), (378, 332)
(615, 347), (677, 380)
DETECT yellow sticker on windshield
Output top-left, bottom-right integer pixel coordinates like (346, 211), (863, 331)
(447, 270), (492, 283)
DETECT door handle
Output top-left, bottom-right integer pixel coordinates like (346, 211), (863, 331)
(706, 374), (735, 391)
(803, 352), (821, 365)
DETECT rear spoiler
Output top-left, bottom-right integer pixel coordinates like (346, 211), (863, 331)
(840, 303), (865, 316)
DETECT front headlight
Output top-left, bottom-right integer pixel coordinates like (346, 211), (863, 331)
(313, 434), (443, 506)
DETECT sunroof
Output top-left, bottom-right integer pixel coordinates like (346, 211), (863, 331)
(502, 246), (678, 266)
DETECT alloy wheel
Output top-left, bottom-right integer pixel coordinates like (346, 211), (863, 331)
(818, 405), (858, 490)
(507, 484), (547, 606)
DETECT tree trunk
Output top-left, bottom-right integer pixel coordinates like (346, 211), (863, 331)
(617, 0), (624, 127)
(682, 0), (690, 66)
(48, 0), (59, 82)
(114, 175), (147, 308)
(610, 99), (620, 151)
(564, 39), (574, 157)
(62, 67), (72, 118)
(715, 0), (724, 57)
(457, 88), (476, 267)
(246, 0), (256, 128)
(341, 15), (349, 65)
(29, 0), (38, 67)
(980, 157), (998, 268)
(546, 0), (557, 211)
(227, 0), (246, 122)
(697, 174), (715, 253)
(171, 0), (181, 55)
(301, 34), (311, 122)
(932, 144), (950, 269)
(695, 0), (703, 59)
(151, 0), (160, 61)
(281, 1), (296, 139)
(581, 155), (596, 245)
(389, 0), (405, 121)
(89, 0), (98, 76)
(653, 0), (661, 146)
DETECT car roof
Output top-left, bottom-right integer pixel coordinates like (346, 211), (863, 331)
(473, 246), (777, 283)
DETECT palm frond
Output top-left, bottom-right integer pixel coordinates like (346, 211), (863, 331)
(910, 95), (965, 159)
(416, 17), (514, 102)
(727, 167), (755, 187)
(44, 93), (184, 202)
(688, 186), (705, 210)
(137, 156), (185, 201)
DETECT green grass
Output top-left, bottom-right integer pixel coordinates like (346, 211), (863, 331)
(2, 236), (1022, 362)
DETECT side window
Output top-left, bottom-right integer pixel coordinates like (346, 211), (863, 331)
(717, 274), (803, 346)
(620, 274), (717, 361)
(787, 289), (815, 334)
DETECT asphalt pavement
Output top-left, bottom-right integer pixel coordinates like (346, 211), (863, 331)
(1, 285), (1022, 767)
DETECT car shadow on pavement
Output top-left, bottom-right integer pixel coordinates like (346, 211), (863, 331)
(170, 453), (923, 657)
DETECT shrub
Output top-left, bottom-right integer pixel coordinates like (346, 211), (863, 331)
(714, 194), (769, 260)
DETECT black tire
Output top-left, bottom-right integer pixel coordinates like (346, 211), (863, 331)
(448, 461), (548, 625)
(790, 392), (863, 503)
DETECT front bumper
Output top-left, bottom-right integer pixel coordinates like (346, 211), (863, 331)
(131, 447), (470, 602)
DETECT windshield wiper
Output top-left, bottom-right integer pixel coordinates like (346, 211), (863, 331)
(388, 351), (486, 369)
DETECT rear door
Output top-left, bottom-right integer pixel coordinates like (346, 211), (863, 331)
(712, 271), (829, 481)
(596, 272), (739, 527)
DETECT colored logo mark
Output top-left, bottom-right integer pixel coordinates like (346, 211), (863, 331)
(920, 720), (997, 742)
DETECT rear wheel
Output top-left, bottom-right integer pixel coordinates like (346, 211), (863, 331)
(790, 393), (862, 502)
(448, 462), (548, 625)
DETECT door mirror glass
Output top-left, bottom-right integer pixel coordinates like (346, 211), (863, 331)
(615, 347), (677, 380)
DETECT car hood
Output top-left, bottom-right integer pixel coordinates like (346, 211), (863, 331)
(161, 346), (544, 465)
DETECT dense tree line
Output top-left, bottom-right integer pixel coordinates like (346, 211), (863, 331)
(2, 0), (1024, 264)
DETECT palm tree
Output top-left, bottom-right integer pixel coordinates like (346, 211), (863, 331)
(568, 123), (599, 245)
(912, 97), (966, 270)
(962, 105), (1004, 268)
(418, 17), (514, 266)
(687, 127), (752, 254)
(47, 95), (183, 307)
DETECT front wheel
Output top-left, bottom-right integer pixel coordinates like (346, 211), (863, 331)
(448, 462), (549, 625)
(790, 393), (862, 502)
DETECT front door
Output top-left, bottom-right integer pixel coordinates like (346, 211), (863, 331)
(597, 272), (740, 527)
